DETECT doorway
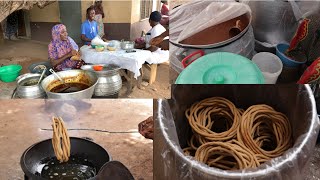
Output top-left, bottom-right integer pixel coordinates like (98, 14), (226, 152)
(1, 10), (31, 39)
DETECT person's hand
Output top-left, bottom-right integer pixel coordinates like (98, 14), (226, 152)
(71, 49), (78, 56)
(138, 116), (154, 140)
(150, 36), (164, 46)
(135, 43), (146, 49)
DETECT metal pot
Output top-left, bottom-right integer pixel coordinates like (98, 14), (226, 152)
(170, 14), (255, 74)
(41, 70), (98, 99)
(120, 40), (135, 50)
(81, 65), (122, 97)
(16, 73), (46, 99)
(155, 85), (320, 180)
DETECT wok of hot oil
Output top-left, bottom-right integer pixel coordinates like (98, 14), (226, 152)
(40, 155), (96, 180)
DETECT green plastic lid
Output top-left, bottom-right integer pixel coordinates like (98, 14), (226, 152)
(175, 52), (264, 84)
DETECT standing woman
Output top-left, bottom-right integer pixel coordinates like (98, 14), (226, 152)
(160, 0), (169, 27)
(160, 0), (169, 16)
(93, 0), (106, 39)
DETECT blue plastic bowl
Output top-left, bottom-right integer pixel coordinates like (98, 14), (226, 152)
(276, 43), (306, 67)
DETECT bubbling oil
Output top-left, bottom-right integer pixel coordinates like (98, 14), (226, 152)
(40, 155), (96, 180)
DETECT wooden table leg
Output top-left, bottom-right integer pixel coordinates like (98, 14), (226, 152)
(149, 64), (157, 85)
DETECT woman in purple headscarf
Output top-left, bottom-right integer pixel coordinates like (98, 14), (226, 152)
(48, 24), (85, 71)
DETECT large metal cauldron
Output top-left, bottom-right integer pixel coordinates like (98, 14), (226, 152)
(155, 85), (320, 180)
(41, 70), (98, 99)
(242, 0), (320, 52)
(16, 73), (46, 99)
(81, 65), (122, 98)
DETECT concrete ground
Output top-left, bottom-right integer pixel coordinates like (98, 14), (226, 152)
(0, 99), (153, 180)
(0, 39), (170, 99)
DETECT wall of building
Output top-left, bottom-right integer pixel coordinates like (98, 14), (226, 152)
(29, 2), (60, 22)
(29, 2), (60, 42)
(130, 0), (161, 40)
(81, 1), (131, 23)
(81, 1), (132, 40)
(26, 0), (164, 42)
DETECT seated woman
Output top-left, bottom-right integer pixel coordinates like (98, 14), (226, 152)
(48, 24), (85, 71)
(136, 11), (169, 52)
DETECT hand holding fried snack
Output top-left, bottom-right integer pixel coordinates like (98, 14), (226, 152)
(71, 51), (81, 61)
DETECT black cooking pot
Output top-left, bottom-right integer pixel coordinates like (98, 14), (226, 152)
(20, 137), (133, 180)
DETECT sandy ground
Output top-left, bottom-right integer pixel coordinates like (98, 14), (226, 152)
(0, 99), (153, 180)
(0, 39), (170, 99)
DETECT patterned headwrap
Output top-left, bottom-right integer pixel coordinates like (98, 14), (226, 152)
(48, 24), (73, 59)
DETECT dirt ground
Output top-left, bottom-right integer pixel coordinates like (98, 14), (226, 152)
(0, 99), (153, 180)
(0, 39), (171, 99)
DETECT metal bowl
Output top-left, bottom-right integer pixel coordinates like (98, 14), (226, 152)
(120, 41), (135, 50)
(41, 70), (98, 99)
(81, 64), (121, 76)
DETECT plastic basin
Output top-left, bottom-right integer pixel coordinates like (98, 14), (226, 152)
(0, 64), (22, 82)
(276, 43), (306, 67)
(252, 52), (283, 84)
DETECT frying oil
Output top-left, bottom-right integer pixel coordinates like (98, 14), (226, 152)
(40, 155), (96, 180)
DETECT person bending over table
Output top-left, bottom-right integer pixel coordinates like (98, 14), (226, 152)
(150, 29), (169, 48)
(81, 6), (107, 45)
(135, 11), (168, 52)
(48, 24), (85, 71)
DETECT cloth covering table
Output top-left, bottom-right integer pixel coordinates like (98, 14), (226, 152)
(80, 45), (169, 79)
